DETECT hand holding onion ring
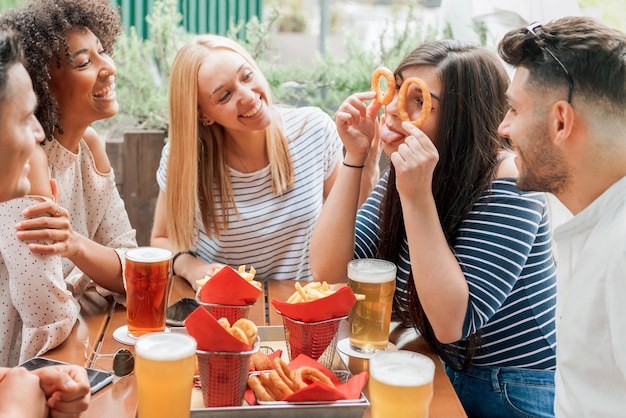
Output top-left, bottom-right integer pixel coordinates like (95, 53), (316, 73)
(371, 67), (395, 105)
(398, 77), (432, 128)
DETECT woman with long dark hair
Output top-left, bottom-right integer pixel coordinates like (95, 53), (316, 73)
(310, 40), (557, 417)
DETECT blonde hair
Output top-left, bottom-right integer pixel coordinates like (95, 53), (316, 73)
(167, 34), (294, 250)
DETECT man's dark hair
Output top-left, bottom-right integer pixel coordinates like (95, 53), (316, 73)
(0, 30), (23, 104)
(498, 16), (626, 111)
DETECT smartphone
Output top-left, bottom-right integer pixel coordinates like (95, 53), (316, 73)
(19, 357), (114, 394)
(166, 297), (200, 327)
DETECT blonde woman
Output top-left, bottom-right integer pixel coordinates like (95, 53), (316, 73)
(151, 34), (376, 287)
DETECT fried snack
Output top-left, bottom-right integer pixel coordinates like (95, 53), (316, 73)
(269, 370), (294, 398)
(232, 318), (258, 345)
(273, 357), (297, 391)
(196, 264), (263, 290)
(247, 375), (275, 402)
(249, 351), (273, 371)
(218, 317), (258, 345)
(371, 67), (395, 105)
(397, 77), (432, 127)
(217, 317), (230, 330)
(228, 326), (249, 344)
(286, 281), (335, 303)
(293, 366), (335, 390)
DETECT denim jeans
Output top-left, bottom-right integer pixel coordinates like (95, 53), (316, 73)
(445, 364), (555, 418)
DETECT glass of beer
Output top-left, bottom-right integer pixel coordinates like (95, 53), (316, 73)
(369, 350), (435, 418)
(347, 258), (396, 352)
(135, 332), (197, 418)
(125, 247), (173, 337)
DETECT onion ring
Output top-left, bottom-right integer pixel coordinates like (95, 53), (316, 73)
(269, 370), (293, 399)
(293, 366), (334, 390)
(371, 67), (395, 105)
(248, 375), (275, 402)
(232, 318), (258, 345)
(273, 357), (297, 391)
(397, 77), (432, 127)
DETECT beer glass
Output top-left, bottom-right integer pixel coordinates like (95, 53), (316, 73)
(369, 350), (435, 418)
(125, 247), (173, 337)
(135, 332), (197, 418)
(347, 258), (396, 352)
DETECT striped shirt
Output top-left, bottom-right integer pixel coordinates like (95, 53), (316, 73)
(355, 175), (557, 369)
(157, 106), (342, 281)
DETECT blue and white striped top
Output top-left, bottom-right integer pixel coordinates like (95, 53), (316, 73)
(355, 175), (557, 369)
(157, 106), (343, 282)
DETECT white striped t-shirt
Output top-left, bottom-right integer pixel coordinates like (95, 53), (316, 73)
(157, 106), (342, 281)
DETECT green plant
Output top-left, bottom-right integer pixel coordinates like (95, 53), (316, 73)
(107, 0), (441, 132)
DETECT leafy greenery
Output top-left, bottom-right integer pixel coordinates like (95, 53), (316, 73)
(109, 0), (439, 132)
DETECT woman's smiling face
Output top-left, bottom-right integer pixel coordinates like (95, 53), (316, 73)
(196, 48), (272, 134)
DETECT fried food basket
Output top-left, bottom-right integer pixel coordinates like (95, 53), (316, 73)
(277, 312), (347, 369)
(195, 289), (253, 324)
(196, 342), (259, 407)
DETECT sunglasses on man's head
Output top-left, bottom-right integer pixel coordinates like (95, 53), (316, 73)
(84, 338), (135, 377)
(525, 22), (574, 104)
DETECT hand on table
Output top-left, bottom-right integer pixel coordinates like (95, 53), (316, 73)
(32, 365), (91, 418)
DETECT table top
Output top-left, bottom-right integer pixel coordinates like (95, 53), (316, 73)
(44, 276), (466, 418)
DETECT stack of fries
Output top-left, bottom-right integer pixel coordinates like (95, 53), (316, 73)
(196, 265), (263, 291)
(286, 281), (364, 303)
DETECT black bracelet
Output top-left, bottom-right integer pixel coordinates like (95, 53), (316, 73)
(342, 161), (366, 169)
(172, 250), (197, 277)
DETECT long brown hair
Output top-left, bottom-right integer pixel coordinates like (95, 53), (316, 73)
(378, 40), (511, 370)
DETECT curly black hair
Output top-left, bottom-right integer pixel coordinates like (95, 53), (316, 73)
(0, 0), (122, 140)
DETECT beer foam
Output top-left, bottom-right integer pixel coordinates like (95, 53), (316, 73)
(126, 246), (173, 263)
(347, 259), (396, 283)
(135, 332), (197, 361)
(370, 351), (435, 386)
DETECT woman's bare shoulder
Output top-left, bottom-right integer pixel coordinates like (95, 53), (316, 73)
(83, 127), (112, 173)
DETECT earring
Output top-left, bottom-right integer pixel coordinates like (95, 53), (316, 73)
(200, 117), (213, 127)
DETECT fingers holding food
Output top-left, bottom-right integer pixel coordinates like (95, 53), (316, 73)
(371, 67), (395, 105)
(397, 77), (432, 128)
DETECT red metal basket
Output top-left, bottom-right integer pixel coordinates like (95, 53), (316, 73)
(195, 289), (253, 325)
(278, 312), (347, 368)
(196, 341), (259, 407)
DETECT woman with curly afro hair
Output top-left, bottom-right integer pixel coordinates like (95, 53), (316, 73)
(0, 0), (137, 303)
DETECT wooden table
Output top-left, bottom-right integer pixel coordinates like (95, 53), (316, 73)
(45, 277), (466, 417)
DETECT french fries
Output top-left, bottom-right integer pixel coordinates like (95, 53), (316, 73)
(286, 281), (365, 303)
(196, 265), (263, 291)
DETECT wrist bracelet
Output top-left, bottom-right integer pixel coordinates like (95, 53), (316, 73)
(342, 161), (366, 169)
(172, 250), (197, 277)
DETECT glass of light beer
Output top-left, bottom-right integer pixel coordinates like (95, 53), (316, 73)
(347, 258), (396, 352)
(135, 332), (197, 418)
(125, 247), (173, 337)
(369, 350), (435, 418)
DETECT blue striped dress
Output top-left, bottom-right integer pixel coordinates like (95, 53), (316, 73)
(157, 106), (343, 282)
(355, 174), (557, 369)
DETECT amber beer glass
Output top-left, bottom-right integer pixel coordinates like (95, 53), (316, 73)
(135, 332), (197, 418)
(125, 247), (173, 337)
(369, 350), (435, 418)
(347, 258), (396, 352)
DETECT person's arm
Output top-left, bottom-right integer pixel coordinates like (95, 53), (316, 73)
(0, 367), (48, 418)
(32, 365), (90, 418)
(310, 92), (381, 283)
(151, 190), (222, 289)
(25, 145), (53, 199)
(15, 131), (136, 294)
(1, 197), (78, 361)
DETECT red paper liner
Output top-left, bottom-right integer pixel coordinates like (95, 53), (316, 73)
(198, 265), (261, 306)
(270, 286), (356, 322)
(184, 306), (252, 352)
